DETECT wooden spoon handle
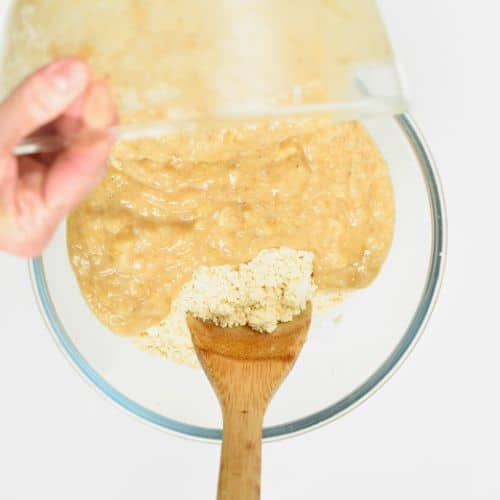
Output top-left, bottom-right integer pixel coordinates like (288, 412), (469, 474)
(218, 409), (264, 500)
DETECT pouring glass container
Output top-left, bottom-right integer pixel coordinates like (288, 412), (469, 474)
(1, 0), (408, 144)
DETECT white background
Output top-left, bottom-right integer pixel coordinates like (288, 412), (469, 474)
(1, 1), (498, 499)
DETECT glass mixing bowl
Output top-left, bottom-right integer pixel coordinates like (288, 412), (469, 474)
(29, 114), (446, 441)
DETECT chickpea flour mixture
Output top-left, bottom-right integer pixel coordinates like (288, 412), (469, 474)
(183, 247), (315, 334)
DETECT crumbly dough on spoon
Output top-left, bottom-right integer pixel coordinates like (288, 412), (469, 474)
(184, 247), (315, 333)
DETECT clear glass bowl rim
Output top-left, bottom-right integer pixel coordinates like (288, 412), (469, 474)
(29, 113), (447, 443)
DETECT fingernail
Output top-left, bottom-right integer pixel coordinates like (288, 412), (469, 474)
(46, 59), (88, 93)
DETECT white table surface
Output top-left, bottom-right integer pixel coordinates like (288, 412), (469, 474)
(1, 1), (498, 499)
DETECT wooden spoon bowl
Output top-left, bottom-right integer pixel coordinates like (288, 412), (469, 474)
(187, 304), (312, 500)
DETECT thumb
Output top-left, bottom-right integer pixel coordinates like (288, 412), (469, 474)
(0, 57), (89, 152)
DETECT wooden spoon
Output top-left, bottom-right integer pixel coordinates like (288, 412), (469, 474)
(187, 304), (312, 500)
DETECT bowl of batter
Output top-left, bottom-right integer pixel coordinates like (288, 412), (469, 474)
(27, 113), (445, 440)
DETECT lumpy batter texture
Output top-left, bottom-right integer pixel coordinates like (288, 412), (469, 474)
(67, 119), (395, 335)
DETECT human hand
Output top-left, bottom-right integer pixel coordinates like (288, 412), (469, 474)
(0, 57), (115, 257)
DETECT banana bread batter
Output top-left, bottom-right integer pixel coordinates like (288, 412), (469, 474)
(67, 119), (395, 335)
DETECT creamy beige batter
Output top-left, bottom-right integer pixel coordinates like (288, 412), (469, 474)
(67, 119), (395, 335)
